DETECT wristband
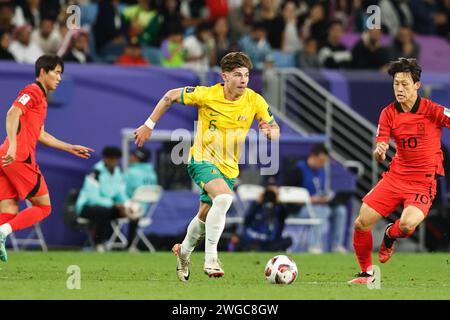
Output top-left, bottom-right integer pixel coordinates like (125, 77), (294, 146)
(144, 118), (156, 129)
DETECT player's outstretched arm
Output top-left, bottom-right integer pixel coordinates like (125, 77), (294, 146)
(2, 106), (23, 166)
(134, 88), (183, 147)
(258, 120), (280, 140)
(38, 127), (94, 159)
(373, 141), (388, 162)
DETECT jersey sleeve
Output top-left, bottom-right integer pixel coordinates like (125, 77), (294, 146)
(180, 86), (209, 108)
(254, 93), (275, 124)
(12, 86), (38, 115)
(431, 103), (450, 129)
(375, 108), (392, 144)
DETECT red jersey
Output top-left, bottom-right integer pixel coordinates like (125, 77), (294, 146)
(376, 97), (450, 179)
(0, 82), (47, 162)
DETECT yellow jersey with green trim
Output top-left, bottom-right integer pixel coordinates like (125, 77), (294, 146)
(181, 83), (275, 178)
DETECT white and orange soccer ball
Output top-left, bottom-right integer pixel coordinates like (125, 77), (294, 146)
(264, 255), (298, 285)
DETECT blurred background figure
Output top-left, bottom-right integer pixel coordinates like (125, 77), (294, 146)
(160, 24), (186, 68)
(238, 21), (271, 70)
(351, 27), (390, 70)
(62, 29), (93, 63)
(9, 24), (43, 63)
(31, 17), (62, 54)
(0, 29), (14, 60)
(229, 177), (292, 252)
(317, 19), (352, 69)
(286, 144), (349, 254)
(183, 21), (215, 72)
(388, 26), (421, 60)
(115, 39), (149, 66)
(298, 36), (320, 69)
(124, 147), (158, 199)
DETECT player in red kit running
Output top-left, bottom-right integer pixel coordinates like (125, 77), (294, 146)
(0, 54), (94, 262)
(349, 58), (450, 284)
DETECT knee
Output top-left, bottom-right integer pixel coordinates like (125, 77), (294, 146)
(399, 220), (416, 235)
(354, 216), (371, 231)
(38, 205), (52, 217)
(212, 194), (233, 211)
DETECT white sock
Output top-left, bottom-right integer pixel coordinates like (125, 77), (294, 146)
(204, 194), (233, 262)
(0, 223), (12, 237)
(180, 217), (205, 258)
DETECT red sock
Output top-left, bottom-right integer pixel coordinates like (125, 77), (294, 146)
(387, 219), (414, 239)
(0, 213), (16, 225)
(353, 228), (373, 273)
(8, 205), (51, 232)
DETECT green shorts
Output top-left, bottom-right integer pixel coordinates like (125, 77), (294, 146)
(187, 159), (236, 206)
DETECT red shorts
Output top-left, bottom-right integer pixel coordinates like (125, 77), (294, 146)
(0, 161), (49, 200)
(362, 172), (437, 217)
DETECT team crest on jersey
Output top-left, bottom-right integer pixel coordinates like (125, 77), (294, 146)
(237, 115), (247, 121)
(417, 123), (425, 135)
(211, 169), (218, 175)
(18, 94), (31, 105)
(186, 87), (195, 93)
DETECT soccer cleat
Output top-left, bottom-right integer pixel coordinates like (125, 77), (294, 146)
(347, 272), (375, 284)
(204, 258), (224, 278)
(0, 234), (7, 262)
(172, 243), (190, 282)
(379, 223), (396, 263)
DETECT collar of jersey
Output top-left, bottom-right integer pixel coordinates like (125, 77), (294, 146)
(35, 81), (47, 97)
(395, 96), (421, 113)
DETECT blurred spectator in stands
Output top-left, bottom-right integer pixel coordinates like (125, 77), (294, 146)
(63, 29), (93, 63)
(75, 146), (139, 252)
(299, 2), (329, 44)
(351, 27), (390, 70)
(205, 0), (229, 21)
(0, 1), (15, 32)
(212, 16), (238, 66)
(123, 0), (162, 46)
(160, 24), (187, 67)
(124, 147), (158, 199)
(115, 39), (149, 66)
(281, 0), (303, 54)
(183, 21), (215, 72)
(158, 0), (183, 43)
(329, 0), (359, 32)
(179, 0), (208, 28)
(254, 0), (284, 50)
(0, 29), (14, 60)
(31, 17), (62, 54)
(317, 19), (352, 69)
(238, 21), (271, 70)
(410, 0), (444, 35)
(9, 24), (43, 63)
(286, 144), (348, 254)
(228, 0), (256, 42)
(298, 36), (320, 69)
(93, 0), (128, 57)
(229, 177), (292, 252)
(16, 0), (41, 28)
(388, 26), (421, 60)
(435, 0), (450, 38)
(379, 0), (414, 35)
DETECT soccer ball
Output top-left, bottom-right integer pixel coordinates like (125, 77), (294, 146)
(264, 255), (298, 285)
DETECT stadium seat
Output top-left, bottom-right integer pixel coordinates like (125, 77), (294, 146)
(277, 186), (322, 252)
(142, 46), (162, 65)
(271, 50), (297, 68)
(106, 185), (163, 252)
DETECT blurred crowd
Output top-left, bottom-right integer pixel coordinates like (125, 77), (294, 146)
(0, 0), (449, 71)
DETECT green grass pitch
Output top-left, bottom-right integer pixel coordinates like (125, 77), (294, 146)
(0, 251), (449, 300)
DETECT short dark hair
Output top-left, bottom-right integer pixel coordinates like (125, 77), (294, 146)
(220, 52), (253, 72)
(132, 147), (151, 162)
(35, 54), (64, 77)
(102, 146), (122, 159)
(387, 58), (421, 83)
(310, 143), (329, 156)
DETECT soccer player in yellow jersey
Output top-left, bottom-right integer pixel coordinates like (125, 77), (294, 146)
(134, 52), (280, 281)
